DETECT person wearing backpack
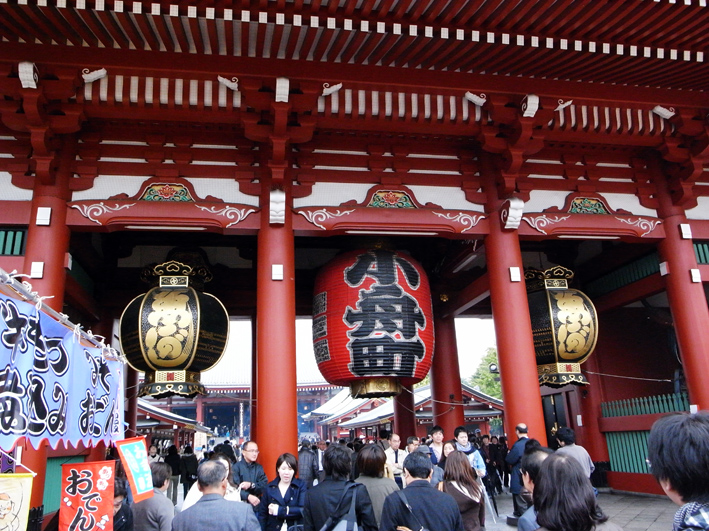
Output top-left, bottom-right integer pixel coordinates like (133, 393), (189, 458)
(302, 444), (377, 531)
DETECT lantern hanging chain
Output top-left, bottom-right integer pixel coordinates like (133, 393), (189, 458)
(0, 268), (126, 363)
(584, 370), (672, 382)
(0, 448), (37, 477)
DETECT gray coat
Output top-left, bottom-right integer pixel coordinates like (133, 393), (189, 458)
(132, 488), (174, 531)
(171, 493), (260, 531)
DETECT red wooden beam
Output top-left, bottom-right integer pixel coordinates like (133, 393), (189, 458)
(593, 273), (665, 314)
(441, 272), (491, 318)
(3, 43), (707, 108)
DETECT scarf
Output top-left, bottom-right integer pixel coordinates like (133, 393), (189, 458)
(673, 502), (709, 531)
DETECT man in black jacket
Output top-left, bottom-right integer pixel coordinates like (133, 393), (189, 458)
(298, 440), (319, 488)
(379, 451), (464, 531)
(303, 444), (377, 531)
(232, 440), (268, 509)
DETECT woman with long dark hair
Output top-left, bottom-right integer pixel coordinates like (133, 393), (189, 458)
(534, 453), (623, 531)
(437, 441), (457, 471)
(438, 451), (485, 531)
(259, 453), (307, 531)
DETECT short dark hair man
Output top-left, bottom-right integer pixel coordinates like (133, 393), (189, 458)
(648, 412), (709, 530)
(517, 447), (553, 531)
(172, 460), (260, 531)
(132, 462), (173, 531)
(379, 451), (464, 531)
(506, 423), (531, 518)
(555, 426), (595, 479)
(232, 440), (268, 509)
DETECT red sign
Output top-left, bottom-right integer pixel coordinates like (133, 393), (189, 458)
(59, 460), (115, 531)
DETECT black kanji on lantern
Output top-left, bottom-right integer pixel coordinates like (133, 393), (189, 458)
(344, 250), (425, 378)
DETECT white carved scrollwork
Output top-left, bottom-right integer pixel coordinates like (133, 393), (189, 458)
(195, 205), (256, 227)
(615, 217), (662, 237)
(432, 212), (485, 233)
(521, 94), (540, 117)
(522, 215), (570, 234)
(217, 76), (239, 91)
(18, 61), (39, 89)
(71, 203), (136, 225)
(270, 190), (286, 225)
(500, 198), (525, 230)
(82, 68), (108, 83)
(298, 209), (355, 230)
(322, 83), (343, 96)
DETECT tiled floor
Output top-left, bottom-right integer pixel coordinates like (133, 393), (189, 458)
(486, 490), (677, 531)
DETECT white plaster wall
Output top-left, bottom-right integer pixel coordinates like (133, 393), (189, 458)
(603, 193), (657, 217)
(525, 190), (657, 217)
(71, 176), (260, 206)
(525, 190), (567, 212)
(72, 175), (150, 200)
(293, 183), (372, 208)
(0, 172), (32, 200)
(408, 185), (484, 211)
(293, 182), (485, 211)
(686, 197), (709, 220)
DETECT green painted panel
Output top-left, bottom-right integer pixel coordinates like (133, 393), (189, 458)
(695, 243), (709, 265)
(0, 230), (26, 256)
(43, 456), (86, 513)
(585, 253), (660, 299)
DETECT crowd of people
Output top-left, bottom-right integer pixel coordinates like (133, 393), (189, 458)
(101, 412), (709, 531)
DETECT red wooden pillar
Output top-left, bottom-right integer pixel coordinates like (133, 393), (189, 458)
(254, 179), (298, 476)
(195, 395), (204, 424)
(485, 203), (547, 445)
(126, 367), (139, 438)
(653, 166), (709, 410)
(579, 353), (610, 461)
(393, 386), (417, 439)
(430, 315), (465, 438)
(22, 142), (74, 312)
(86, 441), (107, 462)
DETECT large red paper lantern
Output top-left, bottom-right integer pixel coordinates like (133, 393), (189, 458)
(313, 249), (435, 397)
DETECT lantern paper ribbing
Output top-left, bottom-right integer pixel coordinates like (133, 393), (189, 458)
(313, 249), (434, 397)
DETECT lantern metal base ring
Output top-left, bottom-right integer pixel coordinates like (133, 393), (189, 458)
(350, 378), (402, 398)
(140, 370), (207, 398)
(537, 363), (589, 388)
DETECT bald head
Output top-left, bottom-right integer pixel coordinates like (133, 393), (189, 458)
(516, 424), (529, 436)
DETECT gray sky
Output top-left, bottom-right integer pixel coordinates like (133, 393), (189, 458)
(201, 317), (497, 386)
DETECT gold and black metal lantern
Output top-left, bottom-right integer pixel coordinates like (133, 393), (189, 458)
(525, 266), (598, 387)
(119, 260), (229, 398)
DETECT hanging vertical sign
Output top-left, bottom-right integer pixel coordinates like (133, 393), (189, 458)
(0, 473), (33, 531)
(0, 294), (124, 450)
(59, 460), (115, 531)
(115, 437), (154, 502)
